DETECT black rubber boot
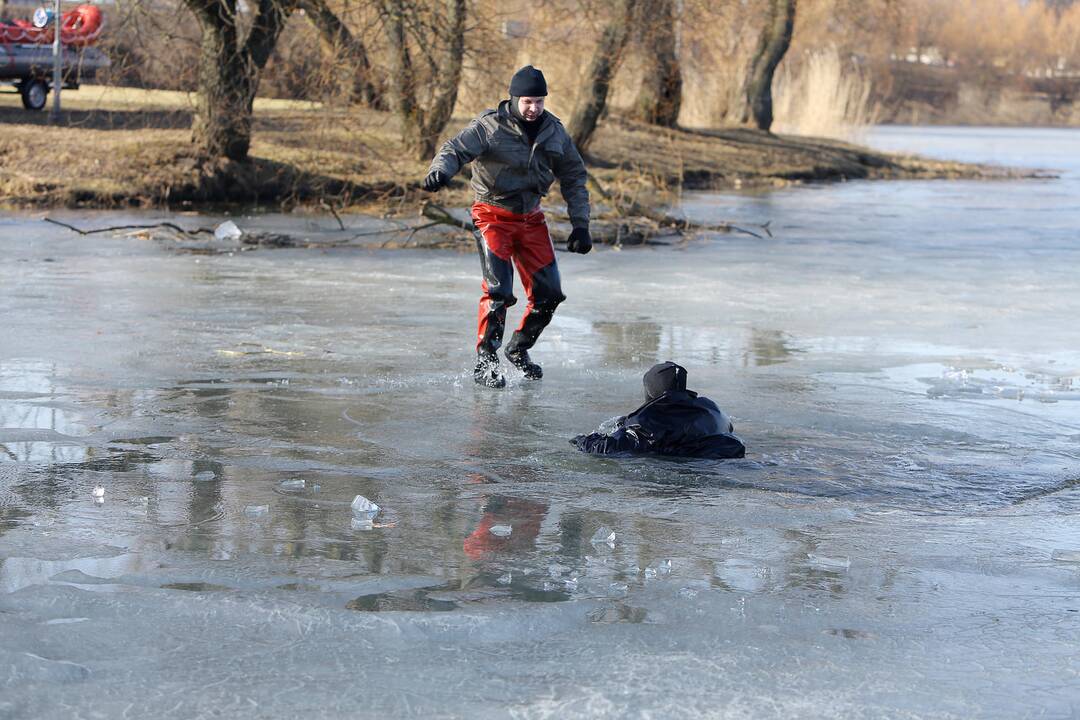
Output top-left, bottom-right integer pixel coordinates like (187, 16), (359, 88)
(505, 347), (543, 380)
(473, 352), (506, 389)
(504, 305), (556, 381)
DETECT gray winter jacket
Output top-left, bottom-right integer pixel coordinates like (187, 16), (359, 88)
(428, 100), (590, 229)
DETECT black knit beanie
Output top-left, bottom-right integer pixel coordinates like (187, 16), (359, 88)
(508, 65), (548, 97)
(643, 361), (687, 401)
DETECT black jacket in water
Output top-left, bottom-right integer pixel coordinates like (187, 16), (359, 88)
(571, 390), (746, 459)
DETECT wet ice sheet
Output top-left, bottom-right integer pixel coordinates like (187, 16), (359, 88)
(2, 129), (1080, 718)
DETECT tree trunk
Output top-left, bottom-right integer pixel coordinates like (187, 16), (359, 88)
(187, 0), (295, 161)
(740, 0), (797, 131)
(631, 0), (682, 127)
(568, 0), (636, 153)
(299, 0), (384, 109)
(385, 0), (466, 160)
(191, 14), (253, 161)
(416, 0), (465, 159)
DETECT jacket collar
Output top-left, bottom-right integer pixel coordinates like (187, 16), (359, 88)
(628, 389), (699, 417)
(497, 99), (555, 144)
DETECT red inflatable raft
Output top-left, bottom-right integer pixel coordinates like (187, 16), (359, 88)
(0, 5), (103, 47)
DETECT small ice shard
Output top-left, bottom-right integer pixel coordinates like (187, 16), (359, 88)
(193, 471), (216, 482)
(564, 577), (579, 591)
(650, 559), (673, 576)
(280, 479), (305, 491)
(350, 517), (374, 531)
(547, 563), (570, 577)
(496, 572), (513, 585)
(489, 524), (512, 537)
(214, 220), (242, 241)
(92, 486), (105, 499)
(1051, 549), (1080, 563)
(644, 566), (658, 580)
(807, 553), (851, 570)
(677, 587), (699, 599)
(609, 582), (629, 595)
(244, 504), (269, 518)
(350, 495), (380, 520)
(590, 526), (616, 545)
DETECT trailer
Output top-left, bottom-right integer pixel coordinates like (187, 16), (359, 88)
(0, 4), (109, 110)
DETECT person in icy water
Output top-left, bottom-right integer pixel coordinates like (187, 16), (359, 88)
(571, 362), (746, 458)
(422, 65), (591, 388)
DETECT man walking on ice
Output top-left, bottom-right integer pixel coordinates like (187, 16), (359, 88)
(423, 65), (592, 389)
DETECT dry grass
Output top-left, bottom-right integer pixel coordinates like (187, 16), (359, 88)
(0, 85), (1010, 210)
(773, 49), (881, 142)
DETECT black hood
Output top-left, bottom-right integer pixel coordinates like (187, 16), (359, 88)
(643, 361), (687, 401)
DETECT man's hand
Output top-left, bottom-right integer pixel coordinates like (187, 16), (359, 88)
(566, 227), (592, 254)
(422, 170), (449, 193)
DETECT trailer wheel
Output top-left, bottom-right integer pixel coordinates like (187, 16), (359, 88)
(19, 79), (49, 111)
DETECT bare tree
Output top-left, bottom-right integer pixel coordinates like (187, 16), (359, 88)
(299, 0), (384, 108)
(631, 0), (682, 127)
(383, 0), (466, 160)
(568, 0), (637, 152)
(740, 0), (797, 131)
(186, 0), (297, 160)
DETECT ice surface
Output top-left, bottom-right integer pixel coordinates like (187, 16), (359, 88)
(806, 553), (851, 570)
(2, 129), (1080, 718)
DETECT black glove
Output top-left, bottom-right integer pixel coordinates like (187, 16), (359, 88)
(566, 227), (592, 254)
(422, 169), (449, 192)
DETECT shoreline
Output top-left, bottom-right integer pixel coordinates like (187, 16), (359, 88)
(0, 90), (1047, 217)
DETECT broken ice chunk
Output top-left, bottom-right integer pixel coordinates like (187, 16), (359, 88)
(193, 471), (216, 482)
(350, 495), (380, 520)
(496, 572), (513, 585)
(92, 486), (105, 499)
(244, 505), (269, 518)
(350, 517), (374, 531)
(1051, 549), (1080, 563)
(214, 220), (242, 241)
(651, 559), (672, 575)
(590, 526), (616, 545)
(279, 479), (305, 491)
(489, 524), (512, 537)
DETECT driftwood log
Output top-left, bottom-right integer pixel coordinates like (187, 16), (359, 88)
(419, 173), (771, 247)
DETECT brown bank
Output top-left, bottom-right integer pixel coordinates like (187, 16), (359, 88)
(0, 86), (1034, 218)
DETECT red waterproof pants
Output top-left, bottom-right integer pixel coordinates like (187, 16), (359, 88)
(471, 202), (565, 356)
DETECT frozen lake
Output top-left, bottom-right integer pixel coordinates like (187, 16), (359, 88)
(1, 127), (1079, 718)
